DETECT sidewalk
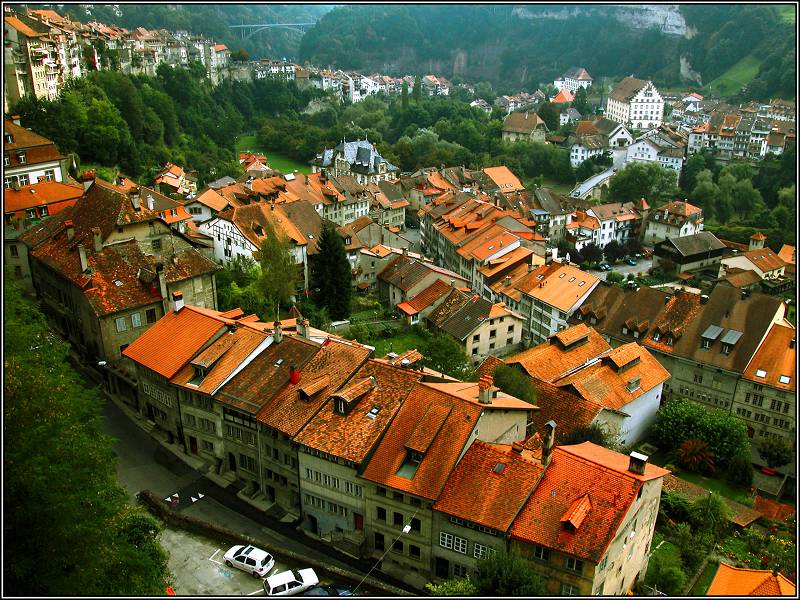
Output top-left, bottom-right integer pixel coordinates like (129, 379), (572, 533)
(103, 389), (418, 595)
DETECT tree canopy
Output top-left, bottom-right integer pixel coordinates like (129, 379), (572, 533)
(4, 274), (172, 595)
(310, 221), (352, 320)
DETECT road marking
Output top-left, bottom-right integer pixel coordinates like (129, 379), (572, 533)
(209, 548), (224, 565)
(247, 587), (265, 595)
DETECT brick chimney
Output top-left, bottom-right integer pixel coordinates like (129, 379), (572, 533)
(65, 219), (75, 241)
(146, 193), (155, 210)
(289, 364), (300, 384)
(297, 318), (311, 339)
(478, 375), (493, 405)
(156, 262), (168, 300)
(130, 187), (141, 211)
(78, 243), (88, 272)
(82, 169), (95, 192)
(11, 114), (21, 126)
(628, 451), (648, 475)
(171, 290), (184, 312)
(541, 420), (556, 467)
(92, 227), (102, 252)
(273, 320), (282, 343)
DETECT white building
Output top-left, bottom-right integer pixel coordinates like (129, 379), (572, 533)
(644, 200), (704, 245)
(606, 76), (664, 130)
(553, 67), (593, 93)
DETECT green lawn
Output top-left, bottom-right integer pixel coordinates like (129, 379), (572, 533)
(777, 4), (796, 23)
(371, 330), (428, 358)
(676, 470), (754, 506)
(689, 559), (719, 596)
(235, 134), (311, 174)
(703, 54), (763, 98)
(539, 178), (574, 195)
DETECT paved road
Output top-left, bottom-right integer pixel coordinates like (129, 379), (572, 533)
(590, 258), (653, 282)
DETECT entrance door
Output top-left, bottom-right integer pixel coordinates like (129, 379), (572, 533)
(228, 452), (237, 471)
(189, 436), (198, 455)
(145, 403), (155, 421)
(354, 512), (363, 531)
(435, 557), (450, 579)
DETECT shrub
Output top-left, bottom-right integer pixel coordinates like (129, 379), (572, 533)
(492, 363), (535, 404)
(607, 271), (624, 284)
(346, 323), (372, 344)
(758, 436), (793, 469)
(651, 398), (750, 468)
(677, 439), (716, 474)
(644, 549), (687, 596)
(687, 492), (731, 537)
(725, 451), (754, 487)
(659, 490), (692, 523)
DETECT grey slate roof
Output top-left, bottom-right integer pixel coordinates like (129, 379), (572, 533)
(438, 294), (494, 341)
(660, 231), (726, 257)
(314, 139), (398, 175)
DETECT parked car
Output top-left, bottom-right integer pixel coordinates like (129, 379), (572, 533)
(599, 263), (611, 271)
(224, 544), (275, 578)
(625, 257), (638, 266)
(265, 568), (320, 596)
(303, 583), (354, 596)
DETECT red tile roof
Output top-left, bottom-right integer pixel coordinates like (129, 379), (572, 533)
(361, 383), (483, 500)
(434, 440), (544, 531)
(708, 563), (796, 596)
(405, 279), (453, 312)
(123, 306), (236, 379)
(742, 324), (796, 391)
(294, 360), (423, 464)
(3, 181), (83, 214)
(744, 248), (786, 274)
(509, 442), (668, 562)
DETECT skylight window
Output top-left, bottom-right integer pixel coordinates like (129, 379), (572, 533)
(275, 358), (284, 367)
(578, 281), (585, 287)
(568, 277), (576, 282)
(779, 375), (791, 384)
(559, 273), (566, 279)
(755, 369), (767, 378)
(494, 463), (506, 474)
(366, 406), (380, 419)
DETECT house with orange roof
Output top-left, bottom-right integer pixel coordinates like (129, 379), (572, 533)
(337, 216), (412, 275)
(395, 278), (453, 325)
(20, 178), (220, 389)
(552, 87), (574, 104)
(4, 118), (69, 190)
(482, 166), (525, 195)
(491, 262), (600, 345)
(184, 186), (232, 222)
(360, 376), (534, 586)
(731, 323), (796, 446)
(377, 253), (469, 307)
(722, 247), (787, 281)
(154, 162), (197, 197)
(707, 562), (796, 596)
(509, 441), (670, 595)
(294, 359), (424, 542)
(644, 199), (704, 244)
(554, 67), (593, 93)
(777, 244), (795, 280)
(585, 201), (643, 248)
(356, 244), (429, 293)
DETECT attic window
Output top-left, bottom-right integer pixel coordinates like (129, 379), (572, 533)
(652, 331), (661, 342)
(755, 369), (767, 378)
(665, 336), (673, 346)
(568, 277), (576, 282)
(189, 366), (207, 386)
(366, 406), (380, 419)
(494, 463), (506, 474)
(275, 358), (284, 367)
(559, 273), (566, 279)
(779, 375), (791, 385)
(114, 280), (123, 287)
(335, 398), (346, 415)
(627, 377), (641, 393)
(578, 281), (585, 286)
(536, 274), (544, 280)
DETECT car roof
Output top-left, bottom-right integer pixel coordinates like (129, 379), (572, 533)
(267, 570), (299, 587)
(299, 568), (319, 584)
(243, 546), (270, 560)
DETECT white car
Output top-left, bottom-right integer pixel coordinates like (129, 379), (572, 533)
(223, 544), (275, 578)
(264, 568), (320, 596)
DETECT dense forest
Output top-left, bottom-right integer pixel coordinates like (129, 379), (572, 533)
(25, 3), (334, 61)
(298, 4), (794, 100)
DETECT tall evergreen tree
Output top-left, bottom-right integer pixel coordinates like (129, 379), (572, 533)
(258, 220), (298, 314)
(401, 80), (409, 110)
(310, 221), (352, 320)
(412, 74), (422, 103)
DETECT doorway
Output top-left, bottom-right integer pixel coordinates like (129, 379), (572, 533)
(189, 436), (198, 455)
(435, 557), (450, 579)
(228, 452), (237, 471)
(354, 512), (363, 531)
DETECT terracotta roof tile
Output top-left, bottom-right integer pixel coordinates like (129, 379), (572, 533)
(608, 76), (649, 103)
(360, 383), (483, 500)
(528, 379), (602, 443)
(742, 324), (796, 390)
(123, 306), (234, 379)
(406, 279), (452, 312)
(744, 248), (786, 273)
(294, 360), (423, 464)
(258, 338), (371, 436)
(3, 181), (83, 214)
(434, 440), (544, 531)
(502, 112), (547, 135)
(708, 563), (796, 596)
(216, 335), (321, 415)
(777, 244), (795, 265)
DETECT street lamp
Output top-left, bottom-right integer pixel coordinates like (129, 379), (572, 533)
(352, 510), (417, 595)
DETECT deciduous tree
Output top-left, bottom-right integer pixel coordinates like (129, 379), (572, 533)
(259, 221), (298, 313)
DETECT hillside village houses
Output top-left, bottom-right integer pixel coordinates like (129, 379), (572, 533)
(625, 124), (688, 174)
(312, 139), (399, 186)
(120, 295), (670, 593)
(605, 76), (664, 130)
(501, 111), (549, 143)
(643, 200), (703, 245)
(553, 67), (593, 93)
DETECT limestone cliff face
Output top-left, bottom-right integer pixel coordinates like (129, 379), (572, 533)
(512, 4), (688, 37)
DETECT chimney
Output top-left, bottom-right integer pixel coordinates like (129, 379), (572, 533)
(78, 244), (88, 272)
(298, 318), (311, 339)
(65, 219), (75, 241)
(130, 187), (141, 210)
(628, 451), (648, 475)
(146, 194), (155, 210)
(92, 227), (102, 252)
(273, 320), (282, 343)
(450, 279), (456, 288)
(11, 114), (21, 126)
(156, 262), (168, 300)
(541, 420), (556, 467)
(402, 247), (408, 256)
(172, 290), (184, 312)
(504, 275), (512, 286)
(289, 364), (300, 385)
(82, 169), (96, 192)
(478, 375), (493, 405)
(511, 441), (524, 454)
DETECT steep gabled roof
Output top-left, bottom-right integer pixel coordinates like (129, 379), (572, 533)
(609, 76), (650, 102)
(434, 440), (544, 531)
(707, 562), (796, 596)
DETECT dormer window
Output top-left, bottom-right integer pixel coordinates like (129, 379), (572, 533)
(665, 336), (673, 346)
(189, 366), (207, 386)
(702, 339), (710, 349)
(652, 331), (661, 342)
(622, 326), (628, 335)
(335, 398), (346, 415)
(755, 369), (767, 379)
(627, 377), (641, 393)
(4, 133), (13, 144)
(721, 343), (732, 354)
(17, 151), (26, 164)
